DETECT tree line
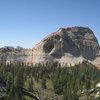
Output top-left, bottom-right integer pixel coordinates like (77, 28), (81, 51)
(0, 61), (100, 100)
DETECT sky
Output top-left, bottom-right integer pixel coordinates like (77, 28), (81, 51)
(0, 0), (100, 48)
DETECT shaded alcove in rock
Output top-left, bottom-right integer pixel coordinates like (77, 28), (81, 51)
(43, 40), (54, 53)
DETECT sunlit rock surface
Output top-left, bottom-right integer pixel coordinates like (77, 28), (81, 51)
(32, 27), (100, 67)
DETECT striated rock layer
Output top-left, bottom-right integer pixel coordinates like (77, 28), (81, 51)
(32, 26), (100, 67)
(0, 47), (32, 65)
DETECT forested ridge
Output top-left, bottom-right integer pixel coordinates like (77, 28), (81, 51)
(0, 61), (100, 100)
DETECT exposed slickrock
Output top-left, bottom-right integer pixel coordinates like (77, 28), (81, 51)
(32, 26), (100, 67)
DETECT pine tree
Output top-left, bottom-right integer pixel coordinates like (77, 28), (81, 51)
(15, 67), (24, 98)
(28, 77), (34, 92)
(41, 77), (47, 89)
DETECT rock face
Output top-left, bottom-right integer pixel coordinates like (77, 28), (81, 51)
(0, 46), (32, 65)
(32, 26), (100, 66)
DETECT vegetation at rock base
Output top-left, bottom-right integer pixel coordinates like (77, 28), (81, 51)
(0, 61), (100, 100)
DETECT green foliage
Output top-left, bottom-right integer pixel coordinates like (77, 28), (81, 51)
(50, 62), (100, 99)
(15, 67), (24, 98)
(41, 77), (47, 89)
(0, 61), (100, 100)
(28, 77), (34, 92)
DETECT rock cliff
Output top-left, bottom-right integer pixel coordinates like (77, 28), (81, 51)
(32, 26), (100, 67)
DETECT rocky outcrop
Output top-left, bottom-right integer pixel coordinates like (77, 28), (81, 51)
(0, 46), (32, 65)
(32, 26), (100, 66)
(0, 27), (99, 67)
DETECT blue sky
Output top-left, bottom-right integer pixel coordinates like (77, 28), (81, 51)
(0, 0), (100, 48)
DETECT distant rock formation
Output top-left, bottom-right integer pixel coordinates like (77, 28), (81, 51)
(32, 26), (100, 67)
(0, 27), (99, 67)
(0, 46), (32, 65)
